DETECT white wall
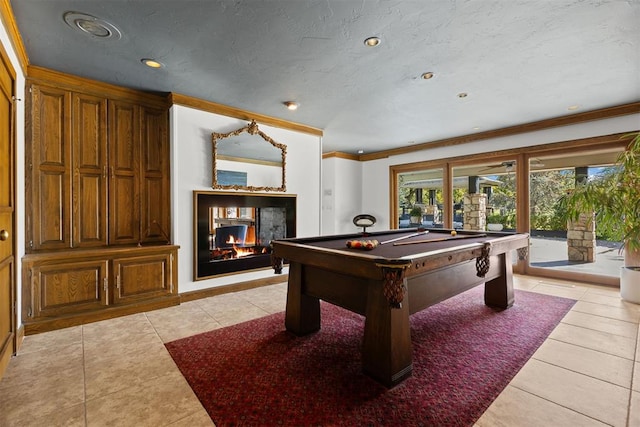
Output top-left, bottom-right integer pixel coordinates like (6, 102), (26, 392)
(358, 114), (640, 230)
(170, 105), (322, 293)
(321, 157), (336, 234)
(321, 157), (371, 235)
(1, 26), (26, 327)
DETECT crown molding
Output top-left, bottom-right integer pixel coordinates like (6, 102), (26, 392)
(27, 66), (169, 107)
(170, 92), (323, 137)
(353, 101), (640, 162)
(0, 0), (28, 74)
(322, 151), (359, 160)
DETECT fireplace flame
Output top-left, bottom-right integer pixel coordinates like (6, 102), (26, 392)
(211, 233), (267, 260)
(233, 244), (257, 258)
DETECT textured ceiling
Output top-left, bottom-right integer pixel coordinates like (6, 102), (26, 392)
(10, 0), (640, 154)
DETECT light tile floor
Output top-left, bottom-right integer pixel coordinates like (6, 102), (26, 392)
(1, 275), (639, 426)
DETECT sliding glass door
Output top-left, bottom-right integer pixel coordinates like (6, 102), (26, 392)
(526, 148), (624, 283)
(397, 168), (444, 228)
(451, 160), (518, 232)
(390, 133), (630, 285)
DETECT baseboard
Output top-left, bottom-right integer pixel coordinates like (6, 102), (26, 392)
(180, 274), (289, 303)
(22, 275), (290, 335)
(15, 324), (25, 352)
(23, 295), (181, 335)
(0, 326), (25, 380)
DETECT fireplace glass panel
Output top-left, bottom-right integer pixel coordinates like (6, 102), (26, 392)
(194, 192), (296, 279)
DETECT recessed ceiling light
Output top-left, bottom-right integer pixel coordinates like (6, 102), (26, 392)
(457, 92), (468, 98)
(364, 36), (381, 47)
(473, 126), (481, 131)
(63, 11), (121, 40)
(141, 58), (164, 69)
(283, 101), (299, 110)
(357, 149), (364, 154)
(567, 105), (580, 111)
(421, 72), (434, 80)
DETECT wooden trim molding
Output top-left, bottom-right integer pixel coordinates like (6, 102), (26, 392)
(390, 132), (634, 172)
(15, 324), (24, 352)
(388, 131), (634, 283)
(357, 102), (640, 161)
(322, 151), (360, 160)
(0, 35), (15, 82)
(0, 0), (28, 74)
(27, 66), (169, 108)
(180, 274), (288, 303)
(524, 266), (619, 288)
(24, 296), (181, 335)
(170, 92), (323, 137)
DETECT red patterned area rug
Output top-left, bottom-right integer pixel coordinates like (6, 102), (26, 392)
(166, 287), (575, 426)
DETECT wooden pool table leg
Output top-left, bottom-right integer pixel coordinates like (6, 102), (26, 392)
(362, 278), (413, 388)
(285, 262), (321, 335)
(484, 251), (515, 309)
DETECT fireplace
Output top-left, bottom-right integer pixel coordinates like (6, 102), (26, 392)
(194, 191), (296, 279)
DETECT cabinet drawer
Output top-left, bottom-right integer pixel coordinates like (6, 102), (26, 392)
(31, 260), (108, 318)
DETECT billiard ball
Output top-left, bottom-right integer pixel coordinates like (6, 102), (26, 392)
(451, 230), (457, 236)
(346, 239), (379, 250)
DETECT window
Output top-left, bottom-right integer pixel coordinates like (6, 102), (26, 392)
(396, 168), (444, 228)
(390, 133), (629, 285)
(527, 148), (624, 280)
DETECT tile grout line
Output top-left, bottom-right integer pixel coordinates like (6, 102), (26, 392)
(558, 318), (639, 340)
(548, 326), (637, 361)
(508, 382), (616, 426)
(81, 324), (88, 427)
(570, 305), (640, 324)
(562, 310), (640, 328)
(625, 322), (640, 427)
(531, 338), (633, 389)
(143, 311), (167, 343)
(518, 357), (629, 424)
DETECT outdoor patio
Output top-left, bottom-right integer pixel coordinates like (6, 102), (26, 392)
(530, 236), (623, 278)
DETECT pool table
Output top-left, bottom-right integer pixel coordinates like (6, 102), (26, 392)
(270, 228), (529, 387)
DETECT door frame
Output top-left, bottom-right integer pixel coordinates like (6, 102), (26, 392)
(389, 132), (633, 285)
(0, 37), (16, 379)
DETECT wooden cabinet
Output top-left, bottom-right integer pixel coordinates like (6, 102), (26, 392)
(28, 85), (72, 251)
(22, 245), (179, 334)
(108, 100), (141, 245)
(28, 87), (112, 250)
(26, 81), (171, 251)
(140, 106), (171, 244)
(72, 93), (108, 247)
(23, 70), (176, 334)
(28, 258), (108, 318)
(112, 251), (174, 304)
(108, 101), (171, 245)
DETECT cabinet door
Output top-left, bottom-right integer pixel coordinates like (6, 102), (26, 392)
(112, 251), (174, 304)
(140, 107), (170, 244)
(29, 85), (72, 250)
(108, 100), (140, 245)
(72, 93), (108, 247)
(29, 259), (108, 318)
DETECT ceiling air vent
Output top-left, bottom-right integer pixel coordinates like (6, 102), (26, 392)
(63, 11), (121, 40)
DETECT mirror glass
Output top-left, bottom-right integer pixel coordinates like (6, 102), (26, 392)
(212, 120), (287, 192)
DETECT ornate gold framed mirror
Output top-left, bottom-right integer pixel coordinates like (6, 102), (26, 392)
(212, 120), (287, 192)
